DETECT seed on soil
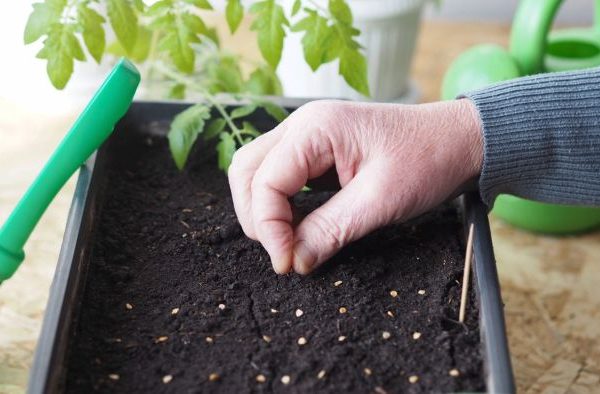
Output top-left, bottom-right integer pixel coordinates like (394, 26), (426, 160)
(387, 310), (394, 317)
(281, 375), (291, 385)
(271, 308), (278, 313)
(295, 308), (304, 317)
(180, 220), (190, 229)
(171, 308), (180, 315)
(339, 307), (347, 314)
(218, 303), (226, 310)
(390, 290), (398, 298)
(209, 373), (220, 382)
(256, 374), (266, 383)
(334, 280), (343, 287)
(262, 335), (272, 343)
(108, 373), (120, 381)
(317, 370), (326, 379)
(338, 335), (346, 342)
(364, 368), (372, 376)
(297, 337), (307, 345)
(449, 368), (460, 377)
(382, 331), (391, 340)
(155, 336), (168, 343)
(412, 332), (422, 340)
(162, 375), (173, 384)
(205, 336), (214, 343)
(182, 208), (193, 213)
(125, 303), (133, 310)
(408, 375), (419, 384)
(418, 289), (426, 295)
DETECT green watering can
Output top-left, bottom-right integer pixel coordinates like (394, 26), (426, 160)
(0, 58), (140, 283)
(442, 0), (600, 234)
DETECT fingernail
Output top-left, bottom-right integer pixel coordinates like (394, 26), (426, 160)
(293, 242), (315, 275)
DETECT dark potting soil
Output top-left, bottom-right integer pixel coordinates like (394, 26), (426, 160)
(64, 127), (484, 394)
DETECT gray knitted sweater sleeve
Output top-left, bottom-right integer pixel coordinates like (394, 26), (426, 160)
(463, 67), (600, 208)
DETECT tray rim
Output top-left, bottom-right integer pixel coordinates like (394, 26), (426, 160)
(28, 99), (515, 394)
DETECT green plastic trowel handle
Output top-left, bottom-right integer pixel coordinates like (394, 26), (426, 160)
(0, 58), (140, 282)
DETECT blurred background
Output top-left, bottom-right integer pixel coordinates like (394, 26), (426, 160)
(427, 0), (590, 22)
(0, 0), (594, 112)
(2, 1), (600, 393)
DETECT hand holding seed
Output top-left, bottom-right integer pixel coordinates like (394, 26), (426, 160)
(228, 99), (483, 274)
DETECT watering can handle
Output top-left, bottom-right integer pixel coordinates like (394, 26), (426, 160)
(509, 0), (563, 75)
(510, 0), (600, 75)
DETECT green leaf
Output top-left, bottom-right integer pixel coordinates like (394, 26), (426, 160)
(217, 132), (236, 172)
(241, 121), (261, 137)
(148, 12), (174, 29)
(146, 0), (173, 16)
(184, 0), (213, 9)
(249, 0), (288, 69)
(169, 83), (186, 99)
(66, 29), (86, 61)
(78, 5), (106, 63)
(168, 103), (212, 170)
(203, 26), (220, 46)
(328, 0), (353, 24)
(292, 0), (302, 16)
(204, 118), (227, 140)
(151, 9), (205, 73)
(292, 10), (331, 71)
(245, 66), (282, 95)
(24, 0), (66, 44)
(296, 0), (369, 97)
(321, 28), (342, 63)
(106, 25), (152, 62)
(225, 0), (244, 33)
(182, 13), (208, 35)
(339, 47), (370, 96)
(132, 0), (146, 12)
(230, 104), (257, 119)
(41, 24), (85, 89)
(206, 56), (244, 93)
(260, 101), (289, 122)
(106, 0), (138, 54)
(131, 25), (153, 62)
(158, 25), (195, 73)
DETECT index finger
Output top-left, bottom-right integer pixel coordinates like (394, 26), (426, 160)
(251, 126), (335, 274)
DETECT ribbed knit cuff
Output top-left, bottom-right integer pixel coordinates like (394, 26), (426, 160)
(462, 67), (600, 208)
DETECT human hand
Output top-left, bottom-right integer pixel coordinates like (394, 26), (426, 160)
(228, 99), (483, 275)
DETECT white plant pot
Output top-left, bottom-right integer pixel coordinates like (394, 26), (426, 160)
(278, 0), (426, 102)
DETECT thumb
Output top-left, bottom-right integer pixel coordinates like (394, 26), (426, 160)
(292, 167), (392, 274)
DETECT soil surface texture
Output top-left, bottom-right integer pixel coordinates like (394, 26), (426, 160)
(64, 125), (484, 393)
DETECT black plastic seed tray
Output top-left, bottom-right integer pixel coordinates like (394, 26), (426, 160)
(28, 100), (515, 393)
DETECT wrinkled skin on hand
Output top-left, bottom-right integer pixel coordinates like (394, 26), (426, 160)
(228, 99), (483, 275)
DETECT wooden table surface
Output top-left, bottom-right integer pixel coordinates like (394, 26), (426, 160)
(1, 21), (600, 393)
